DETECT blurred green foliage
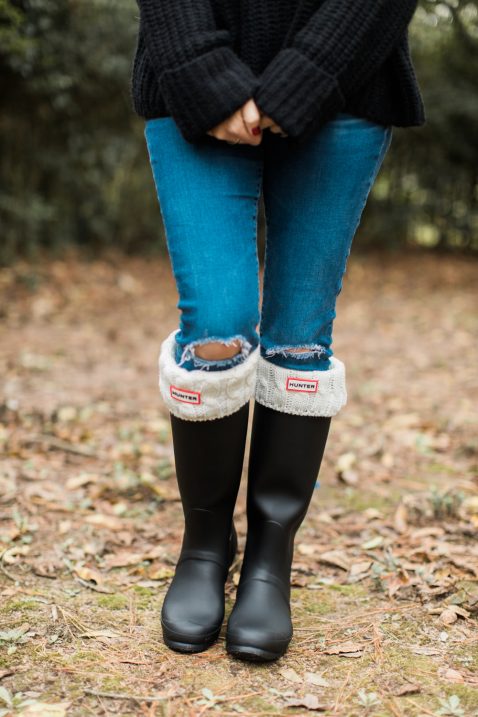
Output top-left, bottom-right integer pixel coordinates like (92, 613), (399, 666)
(0, 0), (477, 264)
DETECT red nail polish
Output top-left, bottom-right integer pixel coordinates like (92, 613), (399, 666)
(251, 126), (261, 136)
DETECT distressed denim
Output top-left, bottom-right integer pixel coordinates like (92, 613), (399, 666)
(144, 112), (392, 372)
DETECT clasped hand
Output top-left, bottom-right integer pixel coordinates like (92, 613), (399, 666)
(206, 99), (287, 145)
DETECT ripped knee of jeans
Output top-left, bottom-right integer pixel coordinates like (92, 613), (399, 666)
(263, 342), (333, 371)
(265, 343), (329, 360)
(177, 334), (254, 371)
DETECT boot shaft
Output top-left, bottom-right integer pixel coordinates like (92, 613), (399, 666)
(241, 402), (331, 586)
(170, 402), (250, 563)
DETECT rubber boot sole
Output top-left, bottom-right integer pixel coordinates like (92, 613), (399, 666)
(161, 620), (222, 654)
(226, 642), (288, 662)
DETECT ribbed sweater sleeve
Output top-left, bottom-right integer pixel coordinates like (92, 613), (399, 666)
(137, 0), (259, 142)
(254, 0), (419, 140)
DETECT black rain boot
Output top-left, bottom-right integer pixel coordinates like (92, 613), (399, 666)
(226, 401), (331, 661)
(161, 402), (250, 653)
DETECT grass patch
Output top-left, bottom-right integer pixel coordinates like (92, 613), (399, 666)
(131, 585), (155, 598)
(96, 594), (128, 610)
(100, 676), (125, 693)
(3, 599), (44, 614)
(325, 485), (403, 514)
(295, 582), (370, 619)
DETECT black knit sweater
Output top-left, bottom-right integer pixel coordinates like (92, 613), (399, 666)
(130, 0), (426, 144)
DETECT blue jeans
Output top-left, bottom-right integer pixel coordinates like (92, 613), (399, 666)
(144, 113), (392, 376)
(145, 113), (392, 421)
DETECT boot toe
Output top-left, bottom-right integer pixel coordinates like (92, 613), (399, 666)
(161, 561), (226, 651)
(161, 616), (222, 652)
(226, 627), (291, 662)
(226, 579), (292, 661)
(161, 607), (223, 652)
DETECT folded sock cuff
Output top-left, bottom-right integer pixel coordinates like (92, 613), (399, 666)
(255, 354), (347, 417)
(158, 330), (259, 420)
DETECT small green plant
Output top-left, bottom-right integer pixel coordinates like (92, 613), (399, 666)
(0, 688), (68, 716)
(195, 687), (225, 709)
(0, 625), (35, 655)
(370, 561), (386, 591)
(0, 686), (37, 716)
(356, 688), (381, 712)
(430, 487), (464, 520)
(437, 694), (465, 716)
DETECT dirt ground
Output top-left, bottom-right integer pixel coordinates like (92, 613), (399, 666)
(0, 250), (477, 717)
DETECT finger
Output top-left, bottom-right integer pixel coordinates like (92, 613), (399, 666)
(230, 112), (261, 145)
(259, 114), (276, 130)
(207, 106), (262, 145)
(269, 123), (288, 136)
(214, 125), (246, 144)
(209, 127), (228, 141)
(207, 122), (225, 139)
(241, 99), (262, 138)
(225, 112), (260, 145)
(212, 127), (242, 144)
(241, 98), (261, 126)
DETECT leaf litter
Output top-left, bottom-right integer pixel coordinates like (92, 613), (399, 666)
(0, 251), (477, 715)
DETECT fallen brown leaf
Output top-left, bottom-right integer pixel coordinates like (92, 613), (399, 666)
(85, 514), (125, 531)
(279, 667), (302, 684)
(73, 565), (104, 584)
(317, 550), (350, 571)
(324, 640), (364, 657)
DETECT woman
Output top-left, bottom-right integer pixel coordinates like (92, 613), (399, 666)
(130, 0), (426, 662)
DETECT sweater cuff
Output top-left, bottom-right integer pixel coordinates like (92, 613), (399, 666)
(253, 48), (346, 140)
(159, 46), (259, 143)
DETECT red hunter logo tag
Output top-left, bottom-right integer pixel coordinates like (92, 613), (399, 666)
(286, 377), (319, 393)
(170, 385), (202, 404)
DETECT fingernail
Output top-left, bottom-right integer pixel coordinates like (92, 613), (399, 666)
(251, 126), (261, 136)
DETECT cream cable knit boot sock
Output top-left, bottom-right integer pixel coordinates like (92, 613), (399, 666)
(158, 330), (259, 421)
(255, 354), (347, 417)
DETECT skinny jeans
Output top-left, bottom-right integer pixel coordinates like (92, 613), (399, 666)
(144, 112), (392, 373)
